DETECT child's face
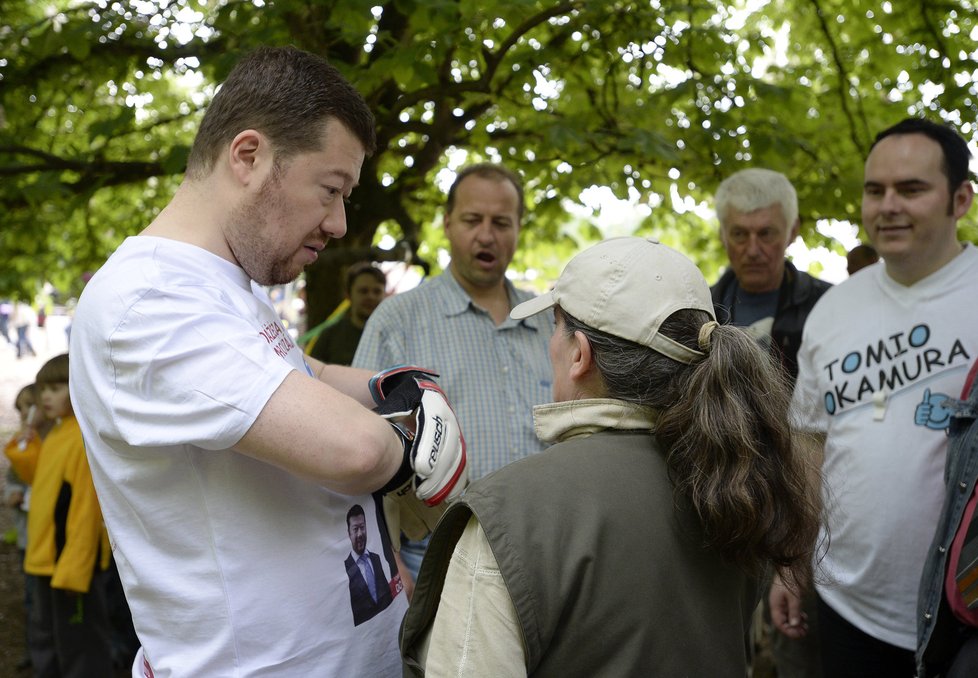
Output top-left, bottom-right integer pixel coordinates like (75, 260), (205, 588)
(15, 394), (35, 426)
(39, 383), (72, 420)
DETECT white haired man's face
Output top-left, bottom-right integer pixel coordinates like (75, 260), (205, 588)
(721, 204), (798, 294)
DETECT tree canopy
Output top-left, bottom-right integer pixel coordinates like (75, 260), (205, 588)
(2, 0), (976, 323)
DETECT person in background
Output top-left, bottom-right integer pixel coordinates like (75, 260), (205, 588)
(0, 299), (12, 344)
(3, 383), (52, 672)
(711, 167), (832, 382)
(711, 167), (831, 678)
(14, 354), (114, 676)
(401, 237), (823, 677)
(779, 117), (978, 677)
(846, 243), (879, 276)
(310, 262), (387, 366)
(354, 163), (553, 588)
(12, 300), (37, 359)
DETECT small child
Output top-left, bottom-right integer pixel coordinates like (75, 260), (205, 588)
(4, 384), (42, 553)
(4, 382), (50, 670)
(21, 353), (113, 675)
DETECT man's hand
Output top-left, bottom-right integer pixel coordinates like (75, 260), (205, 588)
(769, 572), (809, 639)
(371, 366), (467, 506)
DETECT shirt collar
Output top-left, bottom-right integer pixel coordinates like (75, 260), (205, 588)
(433, 271), (552, 334)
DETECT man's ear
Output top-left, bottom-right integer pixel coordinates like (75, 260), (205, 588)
(788, 218), (801, 245)
(227, 129), (266, 186)
(952, 181), (975, 220)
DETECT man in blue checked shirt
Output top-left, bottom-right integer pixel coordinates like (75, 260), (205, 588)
(353, 163), (553, 593)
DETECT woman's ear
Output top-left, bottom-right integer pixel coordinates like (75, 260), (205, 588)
(569, 330), (594, 381)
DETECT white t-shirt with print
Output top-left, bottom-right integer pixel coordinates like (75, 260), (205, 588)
(792, 245), (978, 649)
(69, 237), (406, 677)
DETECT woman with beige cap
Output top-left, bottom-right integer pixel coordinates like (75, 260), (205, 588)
(401, 236), (822, 677)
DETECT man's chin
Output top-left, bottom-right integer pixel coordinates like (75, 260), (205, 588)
(254, 266), (303, 287)
(468, 269), (506, 289)
(736, 275), (779, 294)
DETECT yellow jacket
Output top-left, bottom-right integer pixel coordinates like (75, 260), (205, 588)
(4, 430), (41, 484)
(24, 415), (110, 593)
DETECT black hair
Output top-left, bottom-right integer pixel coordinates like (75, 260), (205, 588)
(871, 118), (972, 194)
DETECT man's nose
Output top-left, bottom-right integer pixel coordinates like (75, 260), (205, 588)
(473, 219), (496, 243)
(743, 234), (763, 256)
(322, 204), (347, 238)
(880, 188), (901, 213)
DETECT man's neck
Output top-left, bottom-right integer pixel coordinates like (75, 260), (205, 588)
(141, 179), (234, 264)
(885, 241), (965, 286)
(449, 266), (512, 326)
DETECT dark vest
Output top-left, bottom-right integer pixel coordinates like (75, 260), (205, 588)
(711, 260), (831, 382)
(402, 430), (759, 677)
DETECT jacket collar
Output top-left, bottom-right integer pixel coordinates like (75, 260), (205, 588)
(532, 398), (658, 443)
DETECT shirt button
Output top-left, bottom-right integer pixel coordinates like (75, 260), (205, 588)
(938, 545), (946, 553)
(923, 612), (932, 620)
(961, 481), (969, 490)
(502, 365), (509, 373)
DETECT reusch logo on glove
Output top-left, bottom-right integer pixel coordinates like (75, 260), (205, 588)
(428, 415), (445, 466)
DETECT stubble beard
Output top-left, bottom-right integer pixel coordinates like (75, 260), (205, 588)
(227, 176), (301, 286)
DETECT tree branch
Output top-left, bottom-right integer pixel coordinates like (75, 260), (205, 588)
(807, 0), (866, 154)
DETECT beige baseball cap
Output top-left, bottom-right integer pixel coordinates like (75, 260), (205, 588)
(510, 236), (716, 364)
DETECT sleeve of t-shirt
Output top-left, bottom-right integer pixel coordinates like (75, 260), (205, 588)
(106, 286), (295, 451)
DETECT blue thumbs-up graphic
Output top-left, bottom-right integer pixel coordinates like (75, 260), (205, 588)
(914, 388), (953, 430)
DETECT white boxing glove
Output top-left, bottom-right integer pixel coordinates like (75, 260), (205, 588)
(409, 388), (467, 505)
(372, 366), (468, 506)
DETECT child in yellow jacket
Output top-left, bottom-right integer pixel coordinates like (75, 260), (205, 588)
(21, 353), (113, 676)
(4, 382), (51, 671)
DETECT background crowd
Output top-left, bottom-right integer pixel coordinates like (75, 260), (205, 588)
(1, 44), (977, 678)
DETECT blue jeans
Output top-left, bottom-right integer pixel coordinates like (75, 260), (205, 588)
(399, 534), (431, 580)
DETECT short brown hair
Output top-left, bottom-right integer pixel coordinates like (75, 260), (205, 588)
(36, 353), (70, 386)
(345, 262), (386, 295)
(185, 46), (376, 179)
(14, 384), (36, 410)
(446, 163), (525, 219)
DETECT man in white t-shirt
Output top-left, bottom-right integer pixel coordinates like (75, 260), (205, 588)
(772, 118), (978, 677)
(68, 47), (465, 677)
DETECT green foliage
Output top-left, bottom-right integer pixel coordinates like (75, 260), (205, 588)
(2, 0), (977, 316)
